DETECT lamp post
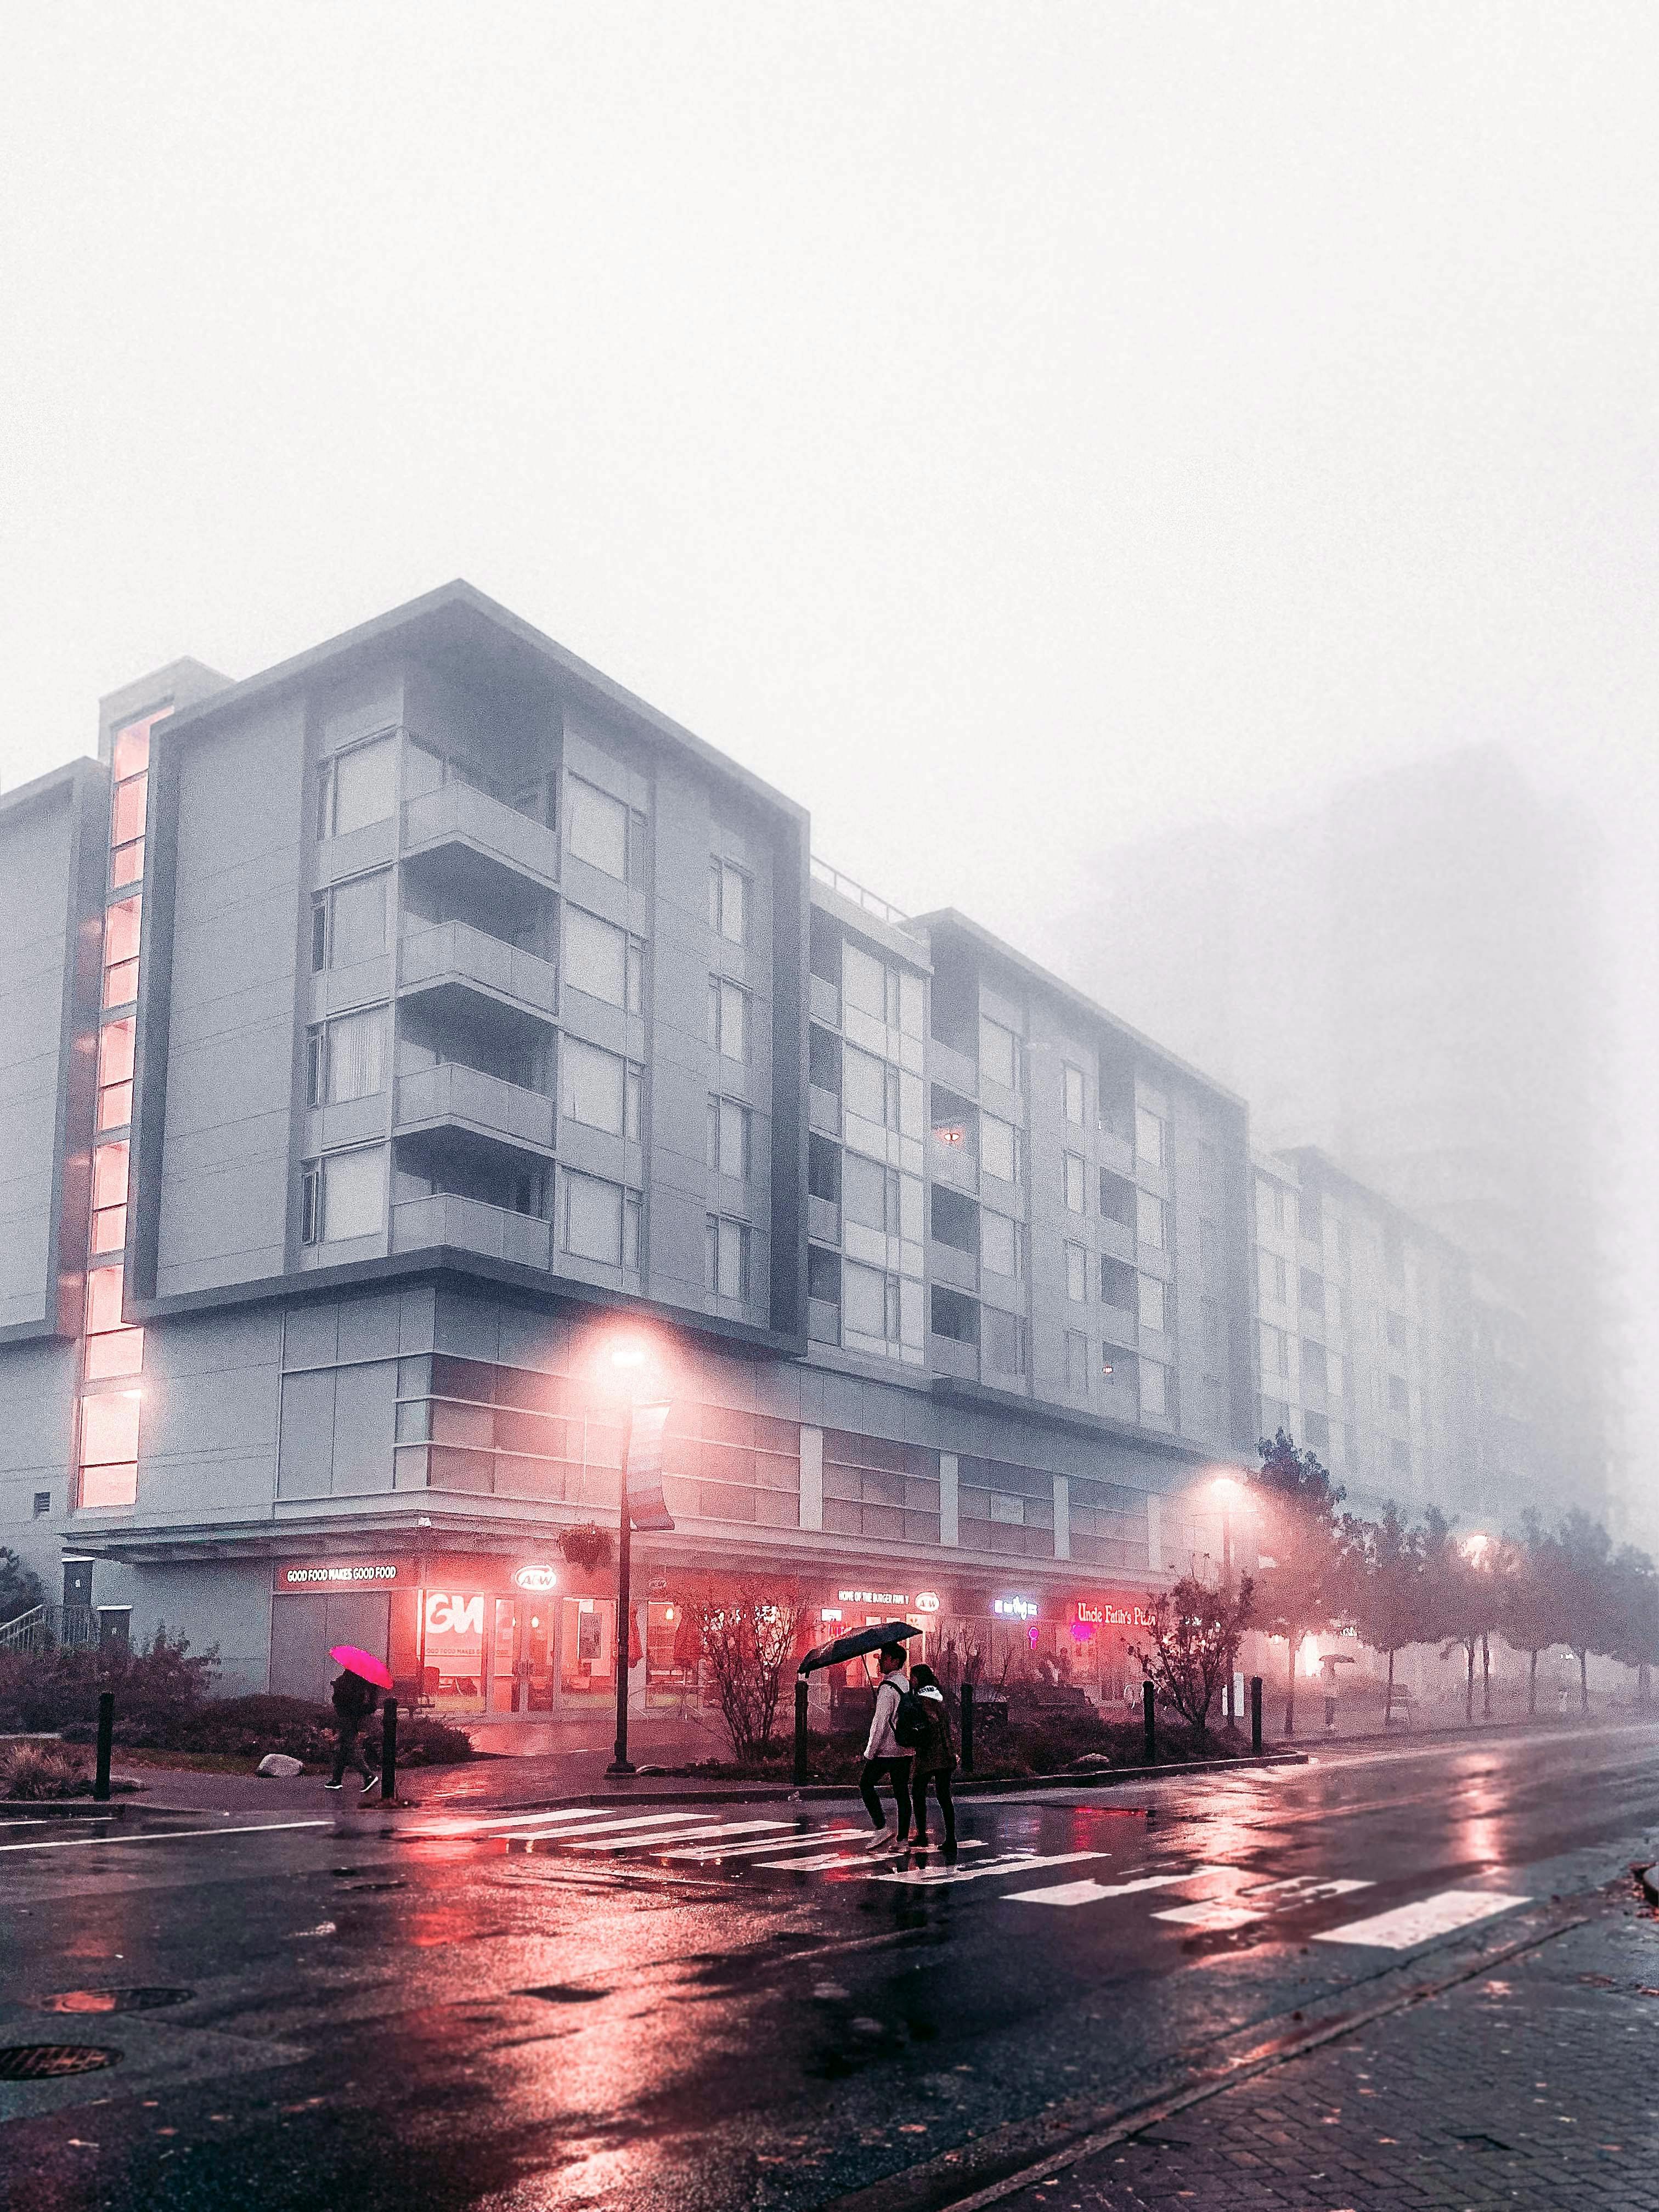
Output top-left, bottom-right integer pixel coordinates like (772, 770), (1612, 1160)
(1214, 1474), (1239, 1728)
(606, 1338), (647, 1777)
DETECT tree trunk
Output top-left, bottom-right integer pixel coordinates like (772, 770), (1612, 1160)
(1284, 1632), (1297, 1739)
(1528, 1647), (1538, 1716)
(1481, 1633), (1491, 1720)
(1579, 1647), (1588, 1713)
(1385, 1647), (1396, 1724)
(1464, 1641), (1474, 1724)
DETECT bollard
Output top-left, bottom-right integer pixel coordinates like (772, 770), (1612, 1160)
(960, 1679), (975, 1774)
(793, 1677), (810, 1787)
(1250, 1674), (1263, 1756)
(380, 1696), (398, 1803)
(93, 1690), (114, 1803)
(1142, 1679), (1156, 1765)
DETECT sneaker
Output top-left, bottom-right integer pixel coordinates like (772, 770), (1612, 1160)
(862, 1825), (896, 1854)
(324, 1781), (343, 1791)
(360, 1774), (382, 1796)
(911, 1833), (932, 1849)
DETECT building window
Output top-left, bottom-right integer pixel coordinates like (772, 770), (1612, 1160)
(110, 765), (148, 888)
(561, 1037), (633, 1136)
(980, 1210), (1025, 1280)
(1304, 1410), (1330, 1450)
(1139, 1274), (1167, 1333)
(78, 1387), (140, 1509)
(1302, 1340), (1328, 1391)
(843, 1260), (900, 1341)
(808, 1244), (840, 1304)
(89, 1141), (129, 1255)
(1300, 1268), (1325, 1317)
(708, 859), (749, 945)
(1258, 1249), (1288, 1304)
(706, 976), (749, 1063)
(843, 942), (919, 1032)
(103, 895), (142, 1008)
(1388, 1374), (1410, 1415)
(1135, 1105), (1165, 1167)
(1139, 1358), (1169, 1419)
(1386, 1311), (1407, 1353)
(1062, 1151), (1086, 1213)
(97, 1017), (136, 1132)
(84, 1264), (143, 1380)
(984, 1308), (1028, 1377)
(1100, 1252), (1136, 1311)
(319, 737), (396, 839)
(1259, 1321), (1288, 1378)
(561, 1172), (640, 1267)
(1390, 1438), (1412, 1476)
(979, 1015), (1021, 1092)
(1065, 1328), (1090, 1393)
(312, 871), (390, 972)
(1135, 1188), (1165, 1250)
(988, 1489), (1026, 1526)
(980, 1115), (1023, 1184)
(1099, 1169), (1135, 1227)
(568, 776), (645, 884)
(567, 906), (644, 1011)
(306, 1006), (390, 1107)
(706, 1095), (751, 1180)
(844, 1152), (903, 1237)
(1065, 1243), (1088, 1302)
(1064, 1064), (1086, 1125)
(842, 1044), (895, 1127)
(301, 1146), (386, 1244)
(706, 1214), (752, 1301)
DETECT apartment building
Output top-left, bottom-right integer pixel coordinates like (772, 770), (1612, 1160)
(0, 584), (1254, 1734)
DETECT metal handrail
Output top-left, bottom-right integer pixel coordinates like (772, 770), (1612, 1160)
(0, 1605), (46, 1652)
(810, 856), (910, 928)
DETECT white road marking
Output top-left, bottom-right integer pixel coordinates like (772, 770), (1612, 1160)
(511, 1811), (720, 1845)
(0, 1819), (331, 1855)
(663, 1827), (870, 1862)
(1240, 1875), (1372, 1905)
(571, 1819), (795, 1853)
(753, 1839), (991, 1872)
(875, 1850), (1105, 1887)
(413, 1807), (618, 1837)
(1313, 1888), (1531, 1949)
(1003, 1864), (1236, 1908)
(1155, 1898), (1268, 1931)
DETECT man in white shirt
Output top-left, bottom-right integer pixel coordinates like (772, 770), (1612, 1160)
(859, 1642), (915, 1853)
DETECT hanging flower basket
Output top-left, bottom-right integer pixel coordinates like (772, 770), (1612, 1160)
(557, 1523), (613, 1573)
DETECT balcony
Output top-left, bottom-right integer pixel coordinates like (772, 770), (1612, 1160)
(402, 782), (561, 891)
(395, 1062), (555, 1158)
(809, 1084), (841, 1136)
(928, 1036), (978, 1099)
(929, 1135), (978, 1195)
(807, 1193), (840, 1245)
(809, 973), (841, 1027)
(928, 1332), (980, 1382)
(929, 1237), (978, 1295)
(399, 920), (557, 1024)
(391, 1193), (552, 1269)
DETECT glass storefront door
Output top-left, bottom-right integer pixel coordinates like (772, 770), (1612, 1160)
(560, 1596), (614, 1697)
(484, 1597), (556, 1713)
(422, 1589), (487, 1714)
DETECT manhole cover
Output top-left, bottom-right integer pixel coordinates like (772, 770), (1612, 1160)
(0, 2046), (120, 2080)
(519, 1984), (608, 2004)
(35, 1988), (193, 2016)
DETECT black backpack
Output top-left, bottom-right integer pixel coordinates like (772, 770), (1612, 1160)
(891, 1683), (927, 1749)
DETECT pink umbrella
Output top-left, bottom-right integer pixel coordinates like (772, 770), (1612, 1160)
(329, 1644), (394, 1691)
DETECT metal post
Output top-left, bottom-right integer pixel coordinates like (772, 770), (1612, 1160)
(93, 1690), (114, 1802)
(1221, 1492), (1234, 1726)
(380, 1696), (398, 1802)
(1250, 1674), (1263, 1756)
(608, 1403), (636, 1776)
(793, 1676), (810, 1786)
(961, 1679), (975, 1774)
(1143, 1679), (1156, 1765)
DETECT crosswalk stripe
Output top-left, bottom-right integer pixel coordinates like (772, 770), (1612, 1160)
(572, 1819), (795, 1853)
(1312, 1887), (1530, 1949)
(1154, 1898), (1267, 1930)
(662, 1827), (870, 1862)
(752, 1839), (992, 1872)
(876, 1849), (1105, 1888)
(414, 1808), (618, 1838)
(1003, 1864), (1235, 1908)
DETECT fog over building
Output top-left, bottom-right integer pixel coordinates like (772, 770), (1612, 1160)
(1052, 748), (1614, 1530)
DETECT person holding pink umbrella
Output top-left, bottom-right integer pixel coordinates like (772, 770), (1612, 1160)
(326, 1644), (393, 1795)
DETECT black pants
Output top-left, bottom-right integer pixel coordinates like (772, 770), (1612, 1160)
(859, 1757), (912, 1836)
(913, 1767), (956, 1846)
(331, 1717), (375, 1785)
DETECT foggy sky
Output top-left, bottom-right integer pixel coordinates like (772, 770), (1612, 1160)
(3, 7), (1655, 1517)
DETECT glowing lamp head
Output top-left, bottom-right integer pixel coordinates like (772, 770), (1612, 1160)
(610, 1340), (647, 1370)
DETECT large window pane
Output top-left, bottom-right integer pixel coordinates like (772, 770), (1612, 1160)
(981, 1210), (1017, 1277)
(326, 1008), (388, 1102)
(566, 907), (628, 1005)
(1136, 1188), (1165, 1249)
(561, 1037), (625, 1133)
(81, 1389), (140, 1468)
(980, 1115), (1018, 1182)
(980, 1017), (1019, 1090)
(842, 1152), (889, 1232)
(331, 739), (396, 836)
(568, 777), (628, 877)
(322, 1148), (385, 1240)
(1139, 1274), (1167, 1332)
(843, 945), (886, 1020)
(565, 1171), (623, 1262)
(843, 1046), (885, 1122)
(843, 1261), (890, 1338)
(330, 873), (390, 966)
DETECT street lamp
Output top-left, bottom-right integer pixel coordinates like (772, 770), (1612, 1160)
(1212, 1474), (1240, 1726)
(606, 1335), (648, 1777)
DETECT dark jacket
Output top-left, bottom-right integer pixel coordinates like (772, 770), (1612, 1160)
(331, 1671), (379, 1723)
(911, 1685), (957, 1775)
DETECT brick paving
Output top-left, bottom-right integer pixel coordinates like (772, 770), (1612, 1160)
(998, 1904), (1659, 2211)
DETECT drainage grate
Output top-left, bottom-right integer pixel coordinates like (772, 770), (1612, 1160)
(0, 2045), (120, 2080)
(35, 1988), (193, 2016)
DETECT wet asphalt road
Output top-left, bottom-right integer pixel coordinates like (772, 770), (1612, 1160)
(3, 1720), (1658, 2212)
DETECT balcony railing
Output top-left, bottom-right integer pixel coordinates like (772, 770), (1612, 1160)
(399, 920), (557, 1018)
(391, 1193), (552, 1269)
(402, 782), (561, 887)
(395, 1062), (556, 1154)
(810, 856), (910, 928)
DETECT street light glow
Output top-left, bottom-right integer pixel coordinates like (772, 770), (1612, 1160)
(609, 1339), (647, 1369)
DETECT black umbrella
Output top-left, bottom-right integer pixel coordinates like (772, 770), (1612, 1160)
(797, 1620), (922, 1677)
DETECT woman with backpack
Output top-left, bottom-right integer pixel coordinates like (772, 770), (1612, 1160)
(859, 1643), (916, 1853)
(907, 1662), (958, 1854)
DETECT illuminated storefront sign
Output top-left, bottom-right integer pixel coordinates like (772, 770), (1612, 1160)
(282, 1562), (400, 1587)
(512, 1564), (560, 1593)
(838, 1588), (908, 1608)
(425, 1592), (484, 1637)
(992, 1595), (1039, 1621)
(912, 1591), (941, 1614)
(820, 1607), (844, 1624)
(1072, 1600), (1154, 1630)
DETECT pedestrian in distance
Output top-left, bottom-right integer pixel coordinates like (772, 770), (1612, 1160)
(859, 1642), (916, 1853)
(326, 1666), (382, 1795)
(907, 1662), (958, 1855)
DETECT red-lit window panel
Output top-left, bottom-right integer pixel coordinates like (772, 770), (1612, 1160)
(111, 838), (145, 890)
(84, 1266), (143, 1378)
(103, 895), (142, 1007)
(91, 1139), (130, 1252)
(111, 713), (165, 783)
(80, 1460), (138, 1508)
(97, 1018), (136, 1130)
(79, 1388), (140, 1504)
(111, 777), (147, 848)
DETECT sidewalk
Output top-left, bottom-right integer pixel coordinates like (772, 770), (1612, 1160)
(980, 1889), (1658, 2211)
